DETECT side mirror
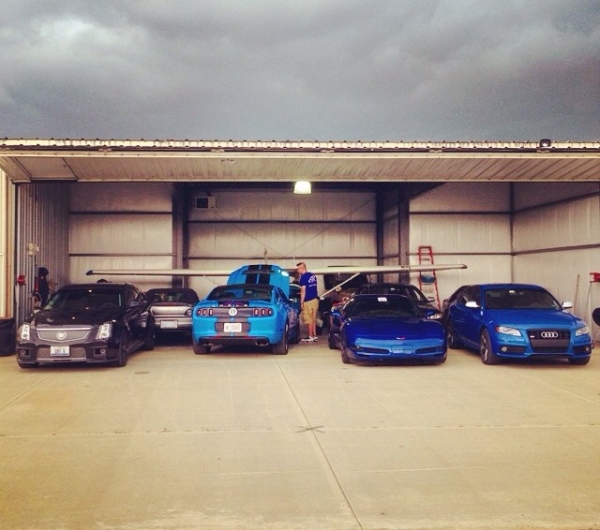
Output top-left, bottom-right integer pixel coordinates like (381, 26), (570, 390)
(128, 300), (141, 308)
(562, 301), (573, 310)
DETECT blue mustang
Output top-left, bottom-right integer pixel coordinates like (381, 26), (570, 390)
(192, 264), (300, 355)
(445, 283), (592, 365)
(328, 294), (447, 364)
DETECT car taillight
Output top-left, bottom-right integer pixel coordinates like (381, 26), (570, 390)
(196, 308), (214, 317)
(253, 308), (273, 317)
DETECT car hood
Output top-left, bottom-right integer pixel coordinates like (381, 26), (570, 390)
(484, 308), (584, 327)
(346, 317), (444, 340)
(31, 308), (123, 327)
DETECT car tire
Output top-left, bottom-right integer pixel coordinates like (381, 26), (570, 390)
(328, 333), (337, 350)
(446, 322), (461, 349)
(290, 321), (301, 344)
(18, 361), (38, 369)
(340, 336), (351, 364)
(272, 323), (289, 355)
(144, 321), (155, 351)
(192, 340), (211, 354)
(568, 356), (591, 365)
(114, 336), (128, 367)
(480, 329), (499, 365)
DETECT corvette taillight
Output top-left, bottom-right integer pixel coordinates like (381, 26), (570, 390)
(196, 308), (214, 317)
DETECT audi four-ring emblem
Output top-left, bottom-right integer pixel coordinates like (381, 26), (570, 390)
(540, 331), (559, 339)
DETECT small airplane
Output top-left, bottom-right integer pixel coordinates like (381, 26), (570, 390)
(86, 262), (467, 298)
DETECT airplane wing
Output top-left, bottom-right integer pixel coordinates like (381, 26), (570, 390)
(86, 263), (466, 277)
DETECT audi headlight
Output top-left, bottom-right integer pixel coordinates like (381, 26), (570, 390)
(575, 325), (590, 337)
(96, 322), (113, 340)
(496, 325), (521, 337)
(18, 323), (31, 341)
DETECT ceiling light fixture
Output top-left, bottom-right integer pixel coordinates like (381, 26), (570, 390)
(294, 181), (311, 194)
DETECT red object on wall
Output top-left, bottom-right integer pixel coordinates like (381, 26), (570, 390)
(16, 274), (26, 286)
(590, 272), (600, 282)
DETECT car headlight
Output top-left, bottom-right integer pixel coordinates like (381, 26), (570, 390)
(496, 325), (521, 337)
(18, 323), (31, 341)
(96, 322), (113, 340)
(575, 325), (590, 337)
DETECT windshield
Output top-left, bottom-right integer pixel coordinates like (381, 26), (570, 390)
(484, 288), (560, 310)
(147, 289), (198, 304)
(208, 285), (273, 302)
(346, 296), (421, 318)
(46, 288), (122, 310)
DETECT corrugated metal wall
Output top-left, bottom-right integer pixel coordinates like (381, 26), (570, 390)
(69, 182), (174, 287)
(512, 182), (600, 329)
(409, 183), (512, 303)
(0, 170), (15, 317)
(14, 182), (70, 325)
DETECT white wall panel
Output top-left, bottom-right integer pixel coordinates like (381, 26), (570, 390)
(410, 183), (510, 212)
(410, 214), (511, 254)
(190, 190), (375, 221)
(513, 196), (600, 252)
(514, 182), (599, 210)
(70, 256), (174, 290)
(188, 221), (375, 261)
(70, 182), (172, 212)
(70, 214), (172, 254)
(513, 249), (600, 325)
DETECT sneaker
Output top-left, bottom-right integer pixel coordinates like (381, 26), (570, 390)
(312, 336), (319, 342)
(301, 336), (317, 342)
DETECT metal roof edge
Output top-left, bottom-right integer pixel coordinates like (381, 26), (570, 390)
(1, 137), (599, 152)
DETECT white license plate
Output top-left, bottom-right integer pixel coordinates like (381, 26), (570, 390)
(160, 320), (178, 329)
(224, 322), (242, 333)
(50, 346), (70, 356)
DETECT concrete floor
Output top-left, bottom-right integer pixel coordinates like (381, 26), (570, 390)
(1, 338), (599, 530)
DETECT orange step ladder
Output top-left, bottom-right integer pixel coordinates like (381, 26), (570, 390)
(417, 246), (440, 308)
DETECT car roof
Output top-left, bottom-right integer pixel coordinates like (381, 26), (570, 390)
(477, 283), (546, 290)
(60, 282), (134, 290)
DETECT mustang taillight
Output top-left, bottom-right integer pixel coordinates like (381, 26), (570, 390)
(196, 308), (214, 317)
(253, 308), (273, 317)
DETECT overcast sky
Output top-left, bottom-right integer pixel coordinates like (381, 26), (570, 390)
(1, 0), (599, 142)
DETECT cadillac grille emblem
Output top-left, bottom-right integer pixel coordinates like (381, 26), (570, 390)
(541, 331), (559, 339)
(228, 307), (238, 317)
(56, 331), (67, 340)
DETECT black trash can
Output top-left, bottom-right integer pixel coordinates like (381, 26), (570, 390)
(0, 318), (16, 356)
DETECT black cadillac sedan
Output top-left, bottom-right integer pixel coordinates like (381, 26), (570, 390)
(16, 282), (155, 368)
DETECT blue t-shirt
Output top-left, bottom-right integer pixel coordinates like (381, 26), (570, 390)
(299, 272), (318, 302)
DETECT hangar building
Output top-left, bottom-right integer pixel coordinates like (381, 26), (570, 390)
(0, 137), (599, 336)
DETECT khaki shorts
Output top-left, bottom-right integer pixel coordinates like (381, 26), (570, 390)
(302, 298), (319, 324)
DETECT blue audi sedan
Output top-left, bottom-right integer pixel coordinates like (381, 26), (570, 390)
(445, 283), (592, 365)
(328, 294), (447, 365)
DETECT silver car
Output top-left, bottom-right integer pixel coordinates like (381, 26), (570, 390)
(146, 288), (199, 335)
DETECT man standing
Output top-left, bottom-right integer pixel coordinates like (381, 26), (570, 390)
(296, 261), (319, 342)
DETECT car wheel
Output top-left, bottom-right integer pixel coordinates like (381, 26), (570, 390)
(340, 336), (351, 364)
(480, 329), (499, 365)
(272, 322), (289, 355)
(18, 361), (38, 369)
(114, 335), (128, 367)
(568, 356), (591, 365)
(290, 321), (301, 344)
(192, 340), (211, 354)
(144, 321), (155, 351)
(328, 332), (337, 350)
(446, 322), (461, 349)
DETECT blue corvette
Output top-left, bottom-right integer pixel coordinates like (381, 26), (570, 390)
(328, 294), (447, 364)
(192, 265), (300, 355)
(445, 283), (593, 365)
